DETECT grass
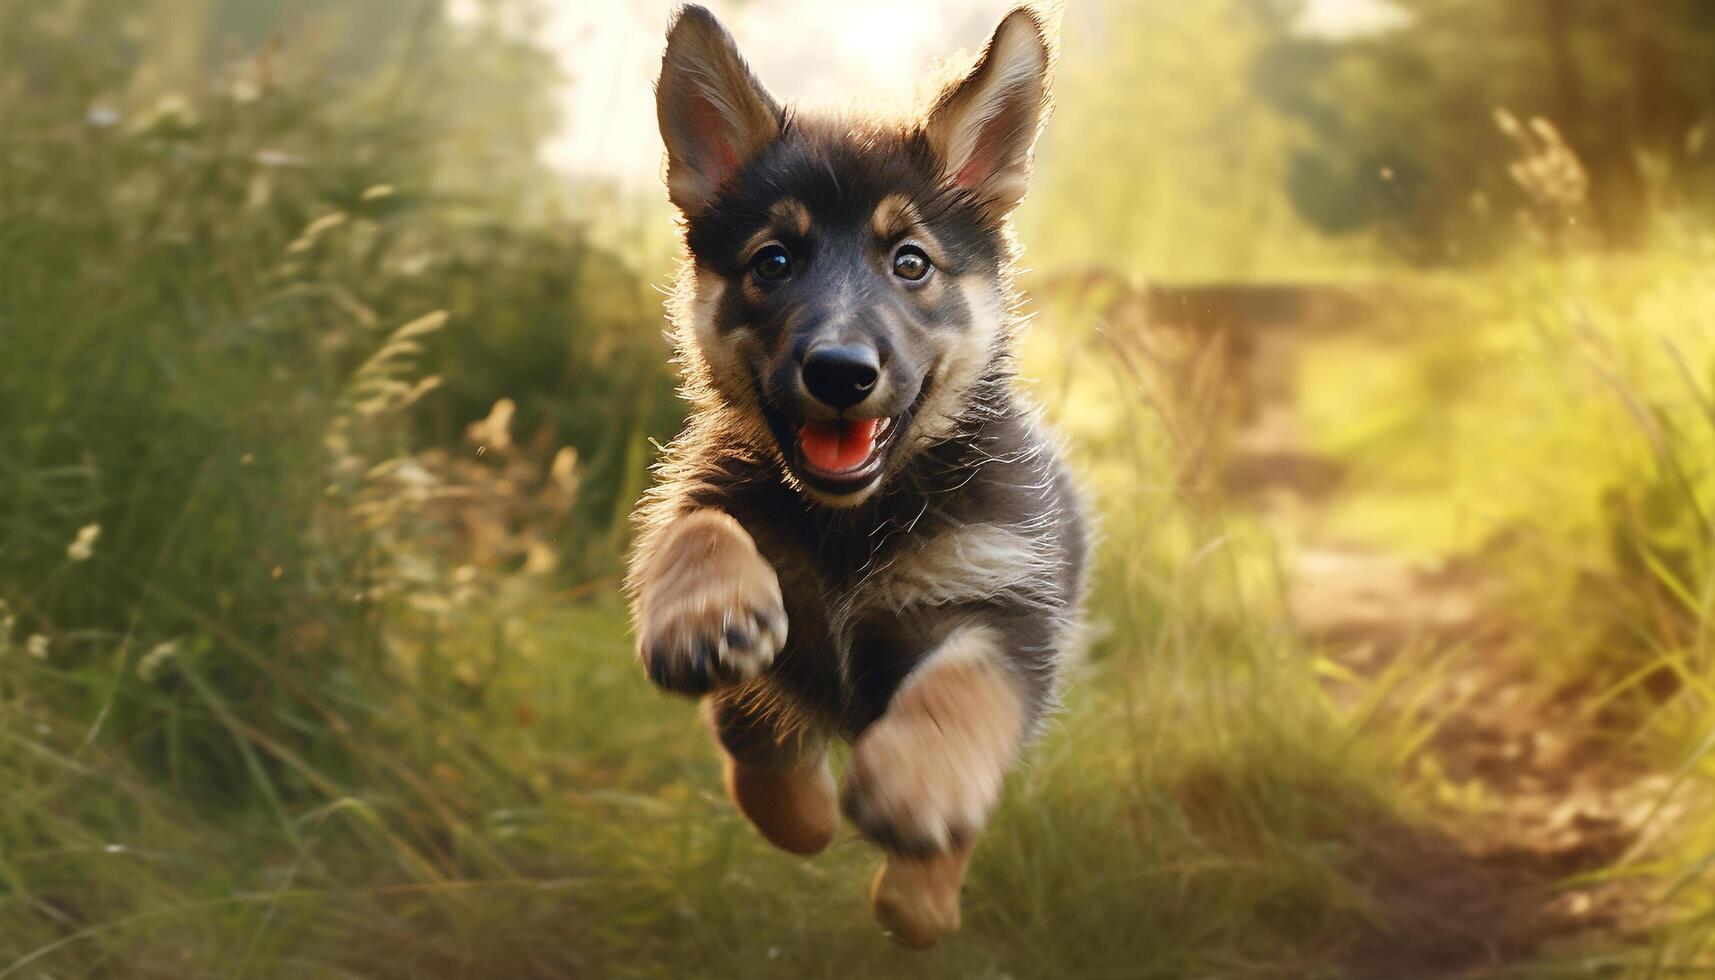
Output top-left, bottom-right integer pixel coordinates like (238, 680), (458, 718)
(0, 528), (1411, 977)
(1, 264), (1417, 976)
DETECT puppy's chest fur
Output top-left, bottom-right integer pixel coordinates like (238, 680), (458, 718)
(702, 401), (1086, 734)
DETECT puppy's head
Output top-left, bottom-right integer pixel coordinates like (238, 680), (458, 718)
(656, 5), (1053, 507)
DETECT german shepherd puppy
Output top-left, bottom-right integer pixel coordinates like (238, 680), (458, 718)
(628, 4), (1087, 948)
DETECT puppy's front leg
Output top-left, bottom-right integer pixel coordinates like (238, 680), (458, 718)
(632, 509), (787, 695)
(840, 623), (1026, 948)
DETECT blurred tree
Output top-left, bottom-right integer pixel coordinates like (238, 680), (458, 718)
(1255, 0), (1715, 259)
(0, 0), (562, 213)
(1024, 0), (1328, 279)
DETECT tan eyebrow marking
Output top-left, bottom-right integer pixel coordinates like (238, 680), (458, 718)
(771, 197), (812, 237)
(871, 193), (919, 242)
(740, 197), (814, 260)
(872, 193), (946, 266)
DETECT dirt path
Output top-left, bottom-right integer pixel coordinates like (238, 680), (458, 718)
(1212, 295), (1669, 976)
(1047, 274), (1677, 973)
(1284, 541), (1664, 975)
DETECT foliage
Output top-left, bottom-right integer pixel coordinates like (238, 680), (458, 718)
(1023, 0), (1340, 279)
(1255, 0), (1715, 259)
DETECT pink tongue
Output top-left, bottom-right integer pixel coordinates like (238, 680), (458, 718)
(798, 418), (880, 473)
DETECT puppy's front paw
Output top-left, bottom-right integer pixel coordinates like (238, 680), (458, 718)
(840, 638), (1023, 855)
(840, 712), (1004, 855)
(643, 588), (785, 695)
(637, 513), (788, 696)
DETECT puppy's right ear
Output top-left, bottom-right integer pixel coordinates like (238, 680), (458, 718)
(656, 5), (782, 216)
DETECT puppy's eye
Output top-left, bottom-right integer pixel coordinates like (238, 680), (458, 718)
(751, 243), (792, 282)
(892, 245), (931, 282)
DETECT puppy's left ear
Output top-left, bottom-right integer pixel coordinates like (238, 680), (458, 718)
(924, 8), (1053, 215)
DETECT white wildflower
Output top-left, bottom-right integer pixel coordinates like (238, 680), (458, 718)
(67, 523), (101, 562)
(25, 634), (49, 660)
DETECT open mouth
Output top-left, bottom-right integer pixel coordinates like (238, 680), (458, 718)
(793, 416), (898, 491)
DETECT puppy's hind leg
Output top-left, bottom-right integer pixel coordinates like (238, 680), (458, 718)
(708, 688), (836, 856)
(868, 844), (975, 950)
(840, 624), (1028, 948)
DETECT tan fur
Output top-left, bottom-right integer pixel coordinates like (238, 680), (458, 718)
(772, 197), (812, 238)
(634, 509), (787, 681)
(687, 267), (744, 399)
(684, 266), (779, 456)
(870, 193), (913, 241)
(704, 684), (837, 853)
(740, 198), (813, 260)
(869, 194), (945, 261)
(910, 277), (1009, 446)
(871, 843), (974, 949)
(723, 754), (837, 856)
(842, 623), (1024, 945)
(842, 624), (1024, 849)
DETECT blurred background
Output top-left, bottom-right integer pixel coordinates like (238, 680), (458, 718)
(2, 0), (1713, 975)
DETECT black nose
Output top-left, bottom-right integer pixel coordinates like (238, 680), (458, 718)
(801, 344), (880, 409)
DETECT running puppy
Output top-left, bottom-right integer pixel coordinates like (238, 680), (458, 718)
(628, 4), (1088, 949)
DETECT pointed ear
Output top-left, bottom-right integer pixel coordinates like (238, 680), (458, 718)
(656, 5), (782, 216)
(924, 8), (1053, 214)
